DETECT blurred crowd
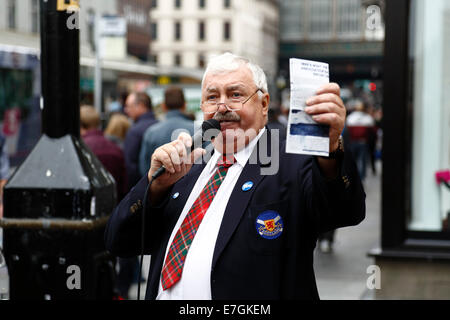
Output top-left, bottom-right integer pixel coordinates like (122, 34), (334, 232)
(273, 85), (383, 254)
(78, 86), (195, 299)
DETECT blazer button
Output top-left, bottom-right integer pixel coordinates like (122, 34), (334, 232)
(342, 176), (351, 189)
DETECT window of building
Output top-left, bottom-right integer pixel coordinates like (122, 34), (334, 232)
(199, 0), (206, 9)
(31, 0), (39, 33)
(280, 0), (306, 41)
(408, 0), (450, 233)
(199, 21), (205, 41)
(87, 9), (96, 51)
(309, 0), (333, 39)
(149, 54), (158, 64)
(198, 53), (206, 68)
(174, 53), (182, 66)
(8, 0), (16, 30)
(224, 0), (231, 9)
(151, 22), (158, 40)
(336, 0), (361, 39)
(174, 22), (181, 41)
(151, 0), (157, 8)
(175, 0), (182, 9)
(224, 21), (231, 41)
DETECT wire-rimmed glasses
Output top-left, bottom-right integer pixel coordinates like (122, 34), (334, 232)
(201, 88), (263, 114)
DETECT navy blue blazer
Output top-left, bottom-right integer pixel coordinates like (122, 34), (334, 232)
(105, 128), (366, 300)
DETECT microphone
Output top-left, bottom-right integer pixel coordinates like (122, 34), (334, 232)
(151, 119), (221, 180)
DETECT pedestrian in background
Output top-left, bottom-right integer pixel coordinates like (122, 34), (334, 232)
(139, 86), (194, 177)
(266, 106), (287, 141)
(80, 105), (128, 201)
(105, 113), (131, 150)
(123, 92), (158, 190)
(80, 105), (134, 299)
(121, 92), (158, 298)
(346, 101), (375, 182)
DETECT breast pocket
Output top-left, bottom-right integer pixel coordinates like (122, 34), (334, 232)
(246, 199), (289, 256)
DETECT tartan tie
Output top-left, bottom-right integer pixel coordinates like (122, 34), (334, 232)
(161, 155), (234, 290)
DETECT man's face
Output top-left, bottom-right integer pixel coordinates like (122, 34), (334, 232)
(202, 67), (269, 154)
(124, 94), (144, 121)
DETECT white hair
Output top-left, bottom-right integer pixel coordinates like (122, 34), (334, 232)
(201, 52), (268, 93)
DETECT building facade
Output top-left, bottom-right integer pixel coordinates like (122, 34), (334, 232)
(279, 0), (385, 84)
(149, 0), (279, 82)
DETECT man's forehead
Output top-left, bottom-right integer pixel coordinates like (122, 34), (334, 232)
(202, 68), (253, 90)
(204, 83), (247, 92)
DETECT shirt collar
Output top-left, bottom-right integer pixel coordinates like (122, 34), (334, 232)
(210, 127), (266, 170)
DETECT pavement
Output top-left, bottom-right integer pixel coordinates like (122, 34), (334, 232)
(129, 162), (382, 300)
(314, 161), (381, 300)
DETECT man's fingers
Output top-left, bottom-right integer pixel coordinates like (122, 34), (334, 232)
(153, 148), (175, 174)
(306, 93), (345, 110)
(177, 131), (193, 149)
(305, 102), (341, 116)
(316, 82), (341, 96)
(164, 144), (184, 173)
(311, 112), (342, 126)
(172, 139), (188, 161)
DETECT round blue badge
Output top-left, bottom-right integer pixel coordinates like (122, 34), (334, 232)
(255, 210), (284, 240)
(242, 181), (254, 192)
(172, 192), (180, 199)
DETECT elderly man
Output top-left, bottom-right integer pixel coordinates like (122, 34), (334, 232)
(105, 53), (365, 300)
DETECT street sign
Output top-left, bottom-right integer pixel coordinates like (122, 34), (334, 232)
(98, 16), (127, 60)
(99, 16), (127, 37)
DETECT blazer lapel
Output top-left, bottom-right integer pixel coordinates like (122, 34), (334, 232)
(212, 128), (272, 269)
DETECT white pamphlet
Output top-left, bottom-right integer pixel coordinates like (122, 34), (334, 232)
(286, 58), (330, 157)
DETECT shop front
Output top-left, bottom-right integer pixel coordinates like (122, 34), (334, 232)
(372, 0), (450, 299)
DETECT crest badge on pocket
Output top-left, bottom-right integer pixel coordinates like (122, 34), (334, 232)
(255, 210), (284, 240)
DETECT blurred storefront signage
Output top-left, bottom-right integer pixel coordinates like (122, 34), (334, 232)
(118, 0), (152, 61)
(281, 41), (383, 58)
(99, 15), (127, 60)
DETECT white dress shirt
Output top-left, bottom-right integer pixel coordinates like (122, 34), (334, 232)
(156, 128), (265, 300)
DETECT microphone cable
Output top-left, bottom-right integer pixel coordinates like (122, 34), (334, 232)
(137, 172), (158, 300)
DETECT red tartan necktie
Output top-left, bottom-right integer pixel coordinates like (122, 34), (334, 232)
(161, 155), (234, 290)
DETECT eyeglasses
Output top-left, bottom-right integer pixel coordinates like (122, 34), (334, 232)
(201, 88), (263, 114)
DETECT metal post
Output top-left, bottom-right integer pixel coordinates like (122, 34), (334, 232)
(94, 11), (102, 115)
(1, 0), (117, 300)
(40, 0), (80, 138)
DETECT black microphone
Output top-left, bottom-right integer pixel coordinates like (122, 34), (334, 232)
(151, 119), (221, 180)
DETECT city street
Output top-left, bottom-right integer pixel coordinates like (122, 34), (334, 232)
(314, 161), (381, 300)
(129, 162), (382, 301)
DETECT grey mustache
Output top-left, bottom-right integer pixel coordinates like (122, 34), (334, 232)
(212, 112), (241, 122)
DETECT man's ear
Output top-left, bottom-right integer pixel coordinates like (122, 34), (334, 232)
(161, 103), (168, 112)
(261, 93), (270, 117)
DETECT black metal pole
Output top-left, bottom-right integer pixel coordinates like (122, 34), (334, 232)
(40, 0), (80, 138)
(1, 0), (117, 300)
